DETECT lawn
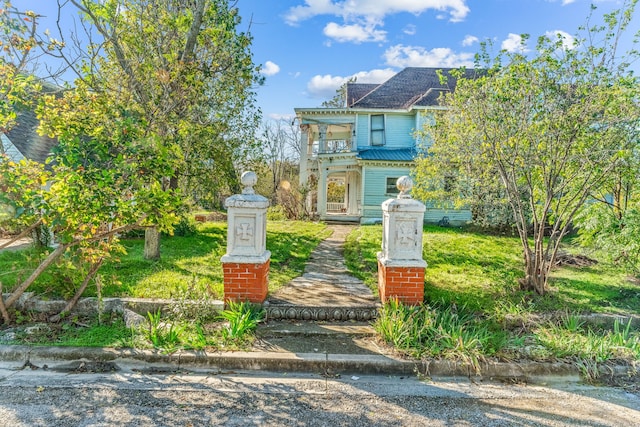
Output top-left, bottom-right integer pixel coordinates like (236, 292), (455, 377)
(345, 224), (640, 316)
(0, 221), (330, 300)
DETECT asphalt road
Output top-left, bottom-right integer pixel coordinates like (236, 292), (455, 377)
(0, 359), (639, 426)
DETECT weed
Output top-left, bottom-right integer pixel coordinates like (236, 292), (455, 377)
(145, 310), (183, 352)
(219, 301), (264, 341)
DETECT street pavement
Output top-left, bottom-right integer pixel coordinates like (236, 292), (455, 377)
(0, 359), (639, 426)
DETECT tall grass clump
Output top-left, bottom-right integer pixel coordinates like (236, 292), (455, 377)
(534, 317), (640, 379)
(375, 299), (506, 372)
(219, 301), (265, 341)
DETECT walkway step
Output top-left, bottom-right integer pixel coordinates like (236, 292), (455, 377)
(254, 320), (388, 356)
(257, 321), (376, 337)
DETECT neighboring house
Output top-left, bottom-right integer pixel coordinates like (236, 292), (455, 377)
(296, 67), (475, 224)
(1, 108), (58, 165)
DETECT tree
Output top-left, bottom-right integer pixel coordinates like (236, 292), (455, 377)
(321, 77), (356, 108)
(0, 1), (40, 136)
(50, 0), (263, 258)
(413, 2), (640, 295)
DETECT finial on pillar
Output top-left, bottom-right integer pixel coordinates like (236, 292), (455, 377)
(241, 171), (258, 195)
(396, 176), (413, 199)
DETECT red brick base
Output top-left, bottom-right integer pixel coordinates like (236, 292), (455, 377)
(222, 260), (269, 304)
(377, 260), (424, 306)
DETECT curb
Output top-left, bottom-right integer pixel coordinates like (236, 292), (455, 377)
(1, 344), (636, 381)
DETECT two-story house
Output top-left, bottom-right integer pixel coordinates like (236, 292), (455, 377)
(296, 67), (474, 224)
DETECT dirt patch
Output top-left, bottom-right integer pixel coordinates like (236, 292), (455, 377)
(194, 212), (227, 222)
(553, 252), (598, 268)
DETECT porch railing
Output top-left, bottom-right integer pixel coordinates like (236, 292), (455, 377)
(326, 202), (346, 213)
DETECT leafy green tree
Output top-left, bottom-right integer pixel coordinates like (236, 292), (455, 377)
(321, 77), (356, 108)
(54, 0), (263, 258)
(413, 2), (640, 295)
(0, 2), (39, 137)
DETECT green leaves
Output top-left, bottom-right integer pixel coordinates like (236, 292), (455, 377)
(413, 2), (640, 295)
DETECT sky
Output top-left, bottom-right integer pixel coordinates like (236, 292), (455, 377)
(12, 0), (639, 121)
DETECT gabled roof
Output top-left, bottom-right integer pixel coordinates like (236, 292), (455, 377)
(357, 147), (416, 162)
(348, 67), (478, 110)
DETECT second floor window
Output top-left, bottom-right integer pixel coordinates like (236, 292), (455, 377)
(371, 114), (385, 146)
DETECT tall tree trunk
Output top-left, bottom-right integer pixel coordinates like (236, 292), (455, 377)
(144, 227), (161, 260)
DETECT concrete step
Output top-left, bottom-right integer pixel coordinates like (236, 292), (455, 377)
(257, 321), (376, 337)
(254, 320), (388, 356)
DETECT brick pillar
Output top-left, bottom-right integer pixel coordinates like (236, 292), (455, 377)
(221, 171), (271, 304)
(223, 260), (270, 304)
(377, 260), (425, 305)
(377, 176), (427, 306)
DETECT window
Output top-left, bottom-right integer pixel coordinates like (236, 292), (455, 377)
(386, 177), (399, 195)
(370, 114), (385, 146)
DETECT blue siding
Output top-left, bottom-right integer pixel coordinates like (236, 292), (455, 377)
(362, 165), (411, 220)
(356, 113), (418, 149)
(384, 114), (416, 148)
(356, 114), (368, 147)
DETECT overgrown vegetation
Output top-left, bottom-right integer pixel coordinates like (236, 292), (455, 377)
(375, 299), (640, 376)
(0, 302), (265, 353)
(0, 221), (329, 302)
(347, 225), (639, 315)
(413, 2), (640, 295)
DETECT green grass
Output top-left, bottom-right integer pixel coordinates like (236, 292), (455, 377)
(0, 221), (330, 300)
(345, 224), (640, 316)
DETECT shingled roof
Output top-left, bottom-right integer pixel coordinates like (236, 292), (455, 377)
(346, 83), (379, 107)
(348, 67), (478, 110)
(5, 109), (57, 164)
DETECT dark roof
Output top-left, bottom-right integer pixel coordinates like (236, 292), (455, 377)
(346, 83), (379, 107)
(4, 79), (62, 165)
(350, 67), (479, 110)
(357, 147), (416, 162)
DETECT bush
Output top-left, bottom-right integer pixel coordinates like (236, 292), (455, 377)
(171, 216), (198, 237)
(266, 205), (287, 221)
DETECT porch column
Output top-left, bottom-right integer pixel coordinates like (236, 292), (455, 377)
(299, 125), (309, 186)
(317, 162), (327, 218)
(221, 171), (271, 304)
(346, 170), (359, 216)
(377, 176), (427, 305)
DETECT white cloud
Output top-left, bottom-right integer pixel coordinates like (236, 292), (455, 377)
(285, 0), (471, 41)
(286, 0), (470, 24)
(403, 24), (417, 35)
(544, 30), (576, 50)
(261, 61), (280, 76)
(306, 68), (396, 98)
(501, 33), (529, 53)
(462, 35), (479, 47)
(323, 21), (387, 43)
(383, 44), (474, 68)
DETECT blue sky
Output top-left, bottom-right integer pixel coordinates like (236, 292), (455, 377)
(239, 0), (637, 119)
(13, 1), (638, 120)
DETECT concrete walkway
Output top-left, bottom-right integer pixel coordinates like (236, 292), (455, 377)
(264, 224), (379, 321)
